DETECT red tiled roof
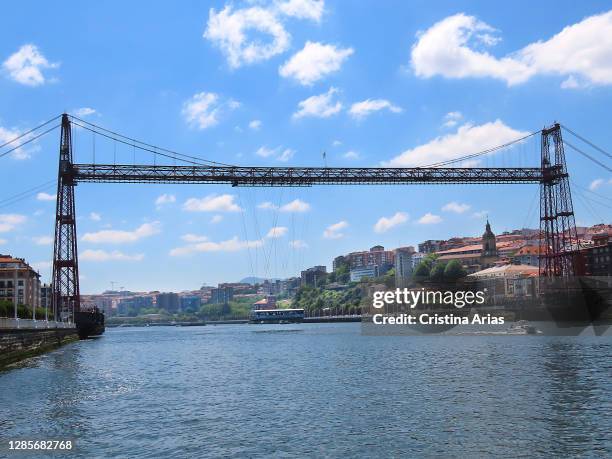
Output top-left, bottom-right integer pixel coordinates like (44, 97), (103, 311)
(438, 253), (481, 260)
(436, 240), (518, 255)
(514, 246), (545, 256)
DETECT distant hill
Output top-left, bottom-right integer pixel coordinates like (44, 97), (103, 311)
(239, 277), (280, 285)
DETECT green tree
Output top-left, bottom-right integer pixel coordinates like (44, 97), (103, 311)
(444, 260), (467, 281)
(430, 262), (447, 282)
(333, 256), (351, 284)
(414, 254), (440, 280)
(413, 262), (430, 278)
(0, 300), (12, 317)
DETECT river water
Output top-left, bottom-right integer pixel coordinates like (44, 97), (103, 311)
(1, 323), (611, 458)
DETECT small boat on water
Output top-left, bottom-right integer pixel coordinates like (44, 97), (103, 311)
(250, 308), (304, 324)
(507, 320), (540, 335)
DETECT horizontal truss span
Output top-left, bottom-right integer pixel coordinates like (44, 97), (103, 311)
(72, 164), (543, 186)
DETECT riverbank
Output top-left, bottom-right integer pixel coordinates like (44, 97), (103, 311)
(0, 329), (79, 369)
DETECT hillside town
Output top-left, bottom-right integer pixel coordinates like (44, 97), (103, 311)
(1, 221), (611, 322)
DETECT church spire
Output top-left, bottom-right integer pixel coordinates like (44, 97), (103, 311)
(482, 218), (497, 258)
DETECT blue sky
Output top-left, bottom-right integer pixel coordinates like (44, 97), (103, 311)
(1, 0), (611, 293)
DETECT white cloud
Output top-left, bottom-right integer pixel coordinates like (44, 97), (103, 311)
(182, 234), (209, 243)
(210, 215), (223, 224)
(257, 199), (311, 212)
(0, 126), (36, 160)
(411, 14), (531, 86)
(280, 199), (310, 212)
(280, 41), (353, 85)
(343, 150), (359, 160)
(443, 111), (463, 128)
(32, 236), (53, 245)
(349, 99), (402, 119)
(374, 212), (409, 233)
(36, 192), (56, 201)
(278, 148), (295, 162)
(81, 249), (144, 262)
(442, 201), (471, 213)
(293, 87), (342, 119)
(254, 145), (295, 162)
(0, 214), (27, 233)
(182, 92), (219, 129)
(155, 193), (176, 208)
(277, 0), (324, 22)
(2, 44), (58, 86)
(418, 213), (443, 224)
(169, 236), (263, 256)
(255, 146), (276, 158)
(183, 194), (241, 212)
(411, 11), (612, 88)
(589, 178), (605, 191)
(82, 222), (160, 244)
(289, 239), (308, 249)
(258, 201), (278, 210)
(72, 107), (96, 117)
(89, 212), (102, 221)
(204, 6), (290, 68)
(323, 220), (348, 239)
(0, 238), (6, 245)
(332, 140), (342, 146)
(383, 120), (528, 167)
(519, 11), (612, 88)
(560, 75), (580, 89)
(266, 226), (288, 238)
(472, 210), (488, 219)
(182, 92), (239, 129)
(249, 119), (262, 130)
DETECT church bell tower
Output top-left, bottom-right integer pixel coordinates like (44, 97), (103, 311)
(481, 219), (498, 262)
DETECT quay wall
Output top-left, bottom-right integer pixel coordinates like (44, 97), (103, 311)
(0, 328), (78, 368)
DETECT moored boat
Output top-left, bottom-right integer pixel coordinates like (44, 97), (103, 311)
(75, 307), (105, 339)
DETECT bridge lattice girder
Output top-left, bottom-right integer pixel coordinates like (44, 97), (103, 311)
(70, 164), (543, 185)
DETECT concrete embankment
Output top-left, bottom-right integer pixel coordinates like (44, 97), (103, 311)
(0, 329), (78, 368)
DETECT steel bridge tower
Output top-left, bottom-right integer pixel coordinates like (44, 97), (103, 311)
(539, 123), (580, 277)
(51, 114), (80, 321)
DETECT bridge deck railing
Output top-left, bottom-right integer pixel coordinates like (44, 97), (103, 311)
(0, 318), (75, 330)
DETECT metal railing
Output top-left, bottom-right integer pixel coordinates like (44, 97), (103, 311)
(0, 318), (75, 330)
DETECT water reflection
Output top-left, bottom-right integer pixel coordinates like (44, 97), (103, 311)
(542, 340), (612, 456)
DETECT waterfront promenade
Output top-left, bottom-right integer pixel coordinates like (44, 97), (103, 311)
(0, 319), (77, 368)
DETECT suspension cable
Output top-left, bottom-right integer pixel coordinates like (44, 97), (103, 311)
(70, 120), (227, 168)
(69, 115), (235, 167)
(0, 124), (61, 160)
(571, 179), (612, 203)
(0, 115), (61, 150)
(563, 141), (612, 173)
(0, 179), (57, 210)
(561, 124), (612, 160)
(421, 130), (540, 168)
